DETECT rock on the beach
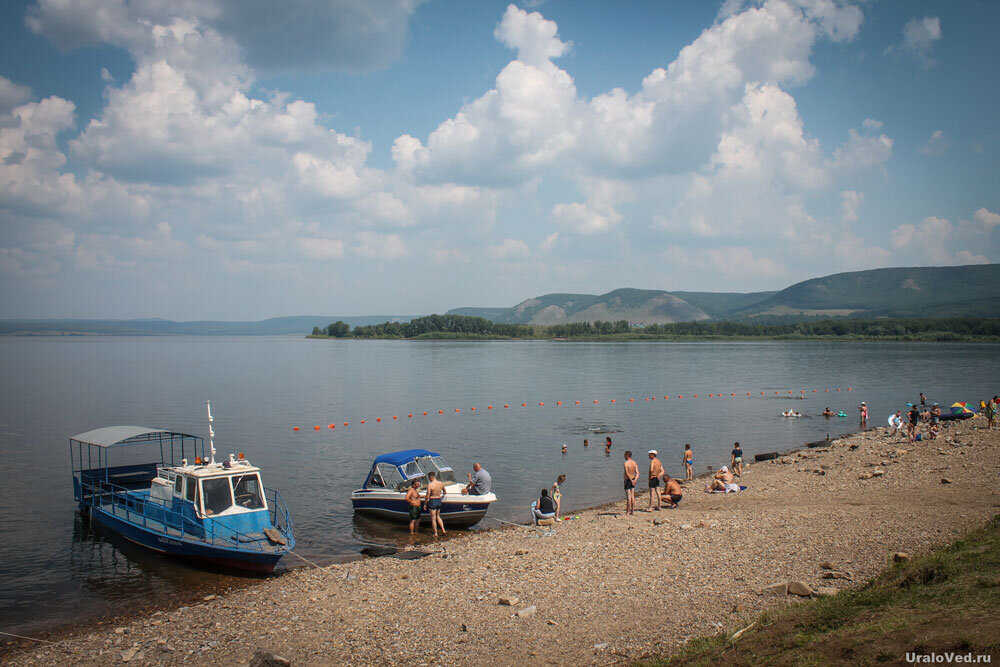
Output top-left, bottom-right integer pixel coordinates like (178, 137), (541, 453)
(821, 571), (851, 580)
(763, 582), (788, 596)
(498, 596), (519, 607)
(871, 469), (885, 477)
(248, 649), (292, 667)
(813, 587), (840, 596)
(787, 581), (813, 597)
(819, 561), (835, 570)
(941, 478), (952, 484)
(516, 605), (537, 618)
(893, 552), (910, 562)
(121, 647), (139, 663)
(514, 548), (529, 555)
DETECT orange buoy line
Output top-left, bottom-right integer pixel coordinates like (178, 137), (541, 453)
(289, 386), (855, 430)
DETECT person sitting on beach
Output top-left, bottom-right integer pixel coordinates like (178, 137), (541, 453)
(551, 474), (565, 519)
(731, 442), (743, 477)
(462, 462), (491, 496)
(660, 474), (683, 508)
(889, 410), (904, 436)
(928, 421), (939, 440)
(822, 407), (835, 417)
(683, 444), (694, 481)
(531, 488), (556, 525)
(708, 466), (740, 493)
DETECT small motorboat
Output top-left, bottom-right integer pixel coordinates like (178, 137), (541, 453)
(70, 402), (293, 573)
(351, 449), (497, 527)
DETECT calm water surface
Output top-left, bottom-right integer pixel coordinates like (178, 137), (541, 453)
(0, 336), (996, 634)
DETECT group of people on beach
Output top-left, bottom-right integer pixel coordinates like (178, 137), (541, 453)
(621, 449), (684, 514)
(404, 462), (492, 536)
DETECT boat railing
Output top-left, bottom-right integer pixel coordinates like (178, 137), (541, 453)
(77, 477), (290, 553)
(266, 488), (293, 543)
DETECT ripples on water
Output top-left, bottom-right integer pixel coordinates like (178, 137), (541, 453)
(0, 336), (995, 633)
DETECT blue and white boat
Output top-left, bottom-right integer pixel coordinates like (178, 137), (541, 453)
(70, 402), (294, 573)
(351, 449), (497, 527)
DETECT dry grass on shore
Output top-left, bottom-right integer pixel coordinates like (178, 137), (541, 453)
(5, 420), (999, 666)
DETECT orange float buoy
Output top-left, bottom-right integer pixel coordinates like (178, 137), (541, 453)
(408, 414), (413, 418)
(732, 393), (736, 397)
(651, 396), (655, 400)
(455, 408), (460, 412)
(293, 426), (300, 431)
(329, 424), (335, 429)
(693, 394), (698, 398)
(439, 410), (444, 414)
(645, 398), (649, 401)
(504, 404), (509, 408)
(539, 402), (544, 406)
(847, 388), (852, 391)
(314, 426), (320, 430)
(676, 395), (681, 399)
(471, 407), (476, 411)
(708, 394), (713, 397)
(361, 420), (366, 424)
(376, 418), (381, 423)
(344, 422), (348, 426)
(836, 388), (840, 391)
(610, 399), (615, 403)
(488, 405), (493, 410)
(629, 398), (634, 402)
(663, 396), (668, 400)
(557, 401), (562, 406)
(393, 415), (398, 420)
(575, 400), (580, 404)
(522, 403), (527, 407)
(825, 389), (829, 392)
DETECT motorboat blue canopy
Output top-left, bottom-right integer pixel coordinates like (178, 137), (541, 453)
(373, 449), (440, 467)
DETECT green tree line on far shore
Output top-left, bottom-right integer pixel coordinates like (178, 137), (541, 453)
(310, 315), (1000, 341)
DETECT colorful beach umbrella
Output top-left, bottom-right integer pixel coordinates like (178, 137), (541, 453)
(949, 402), (976, 415)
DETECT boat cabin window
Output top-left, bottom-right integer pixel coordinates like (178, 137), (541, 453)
(185, 476), (196, 502)
(233, 474), (264, 509)
(174, 474), (183, 495)
(367, 463), (404, 489)
(366, 469), (386, 488)
(403, 461), (421, 478)
(415, 456), (456, 484)
(202, 477), (233, 516)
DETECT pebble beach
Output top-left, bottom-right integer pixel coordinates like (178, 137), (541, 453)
(5, 419), (998, 666)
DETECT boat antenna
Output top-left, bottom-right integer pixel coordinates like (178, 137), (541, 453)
(206, 400), (217, 465)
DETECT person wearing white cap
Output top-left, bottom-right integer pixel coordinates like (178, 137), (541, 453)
(709, 465), (739, 492)
(645, 450), (663, 511)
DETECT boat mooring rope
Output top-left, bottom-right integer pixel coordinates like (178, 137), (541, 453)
(0, 630), (62, 645)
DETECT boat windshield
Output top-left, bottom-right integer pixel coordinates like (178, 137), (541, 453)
(202, 477), (233, 515)
(367, 463), (405, 489)
(233, 473), (265, 509)
(415, 455), (456, 484)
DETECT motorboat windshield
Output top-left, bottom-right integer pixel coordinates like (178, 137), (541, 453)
(364, 451), (457, 491)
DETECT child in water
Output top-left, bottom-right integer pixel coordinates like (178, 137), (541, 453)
(604, 436), (612, 454)
(683, 444), (694, 481)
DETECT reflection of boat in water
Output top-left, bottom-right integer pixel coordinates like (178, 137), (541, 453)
(351, 449), (497, 527)
(70, 402), (294, 574)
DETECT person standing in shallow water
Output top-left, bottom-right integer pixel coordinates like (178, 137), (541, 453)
(405, 480), (422, 535)
(605, 436), (613, 454)
(623, 450), (639, 515)
(422, 471), (446, 537)
(682, 444), (694, 481)
(730, 442), (743, 477)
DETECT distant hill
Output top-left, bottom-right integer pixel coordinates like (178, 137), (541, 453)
(0, 315), (415, 336)
(730, 264), (1000, 319)
(449, 288), (711, 324)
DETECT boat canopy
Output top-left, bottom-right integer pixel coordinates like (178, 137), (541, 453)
(373, 449), (440, 467)
(71, 426), (201, 448)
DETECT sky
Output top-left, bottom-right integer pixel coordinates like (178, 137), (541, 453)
(0, 0), (998, 320)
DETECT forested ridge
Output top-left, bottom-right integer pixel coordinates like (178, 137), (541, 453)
(311, 315), (1000, 341)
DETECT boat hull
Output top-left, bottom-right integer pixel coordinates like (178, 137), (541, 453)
(86, 506), (286, 574)
(351, 492), (495, 528)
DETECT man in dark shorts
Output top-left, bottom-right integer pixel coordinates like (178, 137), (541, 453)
(646, 450), (663, 511)
(405, 479), (421, 534)
(907, 403), (921, 443)
(661, 474), (683, 508)
(623, 450), (639, 515)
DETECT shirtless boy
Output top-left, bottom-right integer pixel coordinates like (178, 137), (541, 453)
(404, 479), (422, 534)
(646, 450), (663, 511)
(623, 450), (639, 515)
(422, 471), (447, 536)
(660, 474), (683, 508)
(682, 444), (694, 481)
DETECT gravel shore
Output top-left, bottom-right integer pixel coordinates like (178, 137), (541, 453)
(5, 420), (998, 666)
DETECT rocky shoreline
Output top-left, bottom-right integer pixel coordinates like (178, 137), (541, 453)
(5, 419), (998, 666)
